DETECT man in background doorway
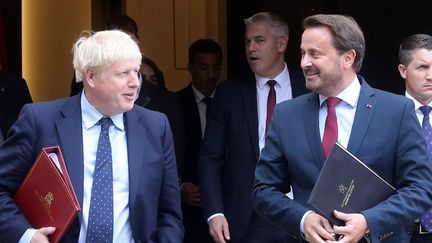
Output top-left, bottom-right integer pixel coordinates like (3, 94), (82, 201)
(177, 38), (223, 243)
(0, 71), (32, 143)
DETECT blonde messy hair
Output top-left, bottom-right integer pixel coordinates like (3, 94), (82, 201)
(72, 30), (142, 82)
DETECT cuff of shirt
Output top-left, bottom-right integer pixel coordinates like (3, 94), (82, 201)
(19, 228), (37, 243)
(207, 213), (225, 223)
(300, 210), (314, 236)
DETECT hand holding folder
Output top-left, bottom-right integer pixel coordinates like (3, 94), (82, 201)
(308, 143), (395, 226)
(15, 146), (80, 243)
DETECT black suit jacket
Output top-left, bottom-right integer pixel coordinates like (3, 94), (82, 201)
(136, 80), (186, 173)
(0, 71), (33, 138)
(177, 84), (202, 184)
(199, 69), (309, 240)
(177, 84), (213, 242)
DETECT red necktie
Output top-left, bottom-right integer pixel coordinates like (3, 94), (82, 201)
(266, 80), (276, 134)
(322, 97), (341, 158)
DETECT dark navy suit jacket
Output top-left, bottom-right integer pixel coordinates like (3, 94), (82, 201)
(177, 83), (212, 242)
(0, 94), (183, 243)
(177, 84), (203, 185)
(199, 69), (308, 240)
(252, 77), (432, 243)
(0, 71), (32, 138)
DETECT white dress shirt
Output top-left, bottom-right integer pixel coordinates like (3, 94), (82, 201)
(256, 64), (293, 152)
(405, 91), (432, 126)
(78, 92), (134, 243)
(191, 84), (214, 138)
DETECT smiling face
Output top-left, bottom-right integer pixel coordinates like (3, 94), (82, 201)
(300, 26), (356, 97)
(399, 48), (432, 105)
(244, 21), (287, 79)
(84, 58), (141, 116)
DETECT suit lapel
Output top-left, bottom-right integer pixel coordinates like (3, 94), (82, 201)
(124, 109), (146, 210)
(303, 94), (326, 168)
(185, 85), (203, 138)
(242, 75), (260, 159)
(347, 77), (376, 155)
(56, 95), (84, 208)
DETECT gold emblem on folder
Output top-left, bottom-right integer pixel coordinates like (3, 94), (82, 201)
(339, 184), (347, 194)
(44, 192), (54, 208)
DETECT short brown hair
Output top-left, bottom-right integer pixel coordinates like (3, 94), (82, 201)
(399, 34), (432, 66)
(303, 14), (365, 72)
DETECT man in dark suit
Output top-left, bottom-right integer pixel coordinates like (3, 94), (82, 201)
(252, 14), (432, 243)
(0, 71), (32, 141)
(177, 38), (223, 243)
(199, 12), (308, 243)
(398, 33), (432, 242)
(0, 30), (183, 242)
(135, 75), (186, 174)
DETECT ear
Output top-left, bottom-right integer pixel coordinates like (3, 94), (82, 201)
(278, 36), (288, 53)
(342, 49), (356, 69)
(398, 64), (407, 79)
(84, 69), (96, 87)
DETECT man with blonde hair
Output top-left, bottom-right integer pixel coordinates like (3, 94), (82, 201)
(0, 30), (183, 242)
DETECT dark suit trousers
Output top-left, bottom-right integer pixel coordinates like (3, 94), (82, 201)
(226, 212), (289, 243)
(182, 205), (211, 243)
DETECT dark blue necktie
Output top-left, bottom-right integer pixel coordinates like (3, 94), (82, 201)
(420, 106), (432, 232)
(202, 96), (212, 119)
(86, 117), (114, 242)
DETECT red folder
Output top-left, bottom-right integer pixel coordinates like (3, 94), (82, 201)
(15, 146), (80, 243)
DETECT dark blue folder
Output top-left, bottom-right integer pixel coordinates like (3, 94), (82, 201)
(308, 142), (395, 226)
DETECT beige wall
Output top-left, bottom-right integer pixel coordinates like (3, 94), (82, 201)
(127, 0), (227, 91)
(22, 0), (91, 101)
(22, 0), (226, 101)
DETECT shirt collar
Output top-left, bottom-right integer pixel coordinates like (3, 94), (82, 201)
(256, 63), (290, 90)
(405, 91), (432, 110)
(319, 76), (361, 108)
(81, 92), (125, 131)
(191, 83), (215, 103)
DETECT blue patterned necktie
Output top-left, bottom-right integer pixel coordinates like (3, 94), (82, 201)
(86, 117), (114, 242)
(420, 106), (432, 232)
